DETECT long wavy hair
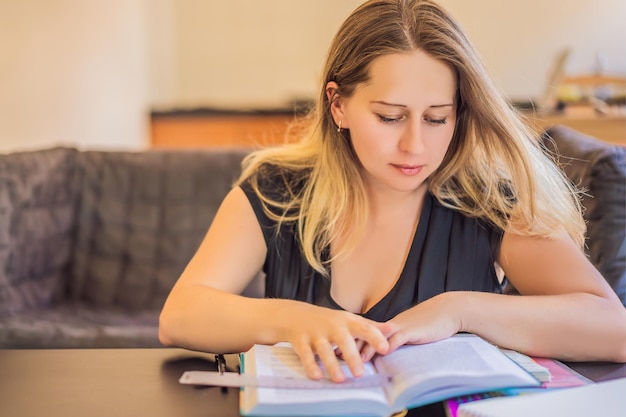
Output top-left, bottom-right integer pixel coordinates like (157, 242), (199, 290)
(237, 0), (585, 274)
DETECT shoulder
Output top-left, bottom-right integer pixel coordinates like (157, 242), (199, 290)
(239, 163), (310, 235)
(241, 163), (309, 201)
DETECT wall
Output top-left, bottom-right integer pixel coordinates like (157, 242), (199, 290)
(0, 0), (149, 153)
(153, 0), (626, 109)
(149, 0), (364, 110)
(1, 0), (624, 153)
(438, 0), (626, 101)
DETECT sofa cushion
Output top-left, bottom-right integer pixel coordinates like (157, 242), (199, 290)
(0, 303), (160, 348)
(0, 147), (80, 315)
(70, 149), (249, 310)
(545, 125), (626, 304)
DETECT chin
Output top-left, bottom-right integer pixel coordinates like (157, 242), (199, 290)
(385, 178), (428, 194)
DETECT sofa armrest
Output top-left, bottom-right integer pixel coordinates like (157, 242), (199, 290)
(544, 125), (626, 304)
(0, 147), (80, 315)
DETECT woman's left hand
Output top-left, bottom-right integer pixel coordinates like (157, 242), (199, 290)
(360, 292), (464, 361)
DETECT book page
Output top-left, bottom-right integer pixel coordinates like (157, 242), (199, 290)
(243, 344), (389, 412)
(374, 335), (539, 408)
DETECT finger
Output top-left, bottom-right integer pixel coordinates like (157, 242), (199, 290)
(336, 339), (365, 360)
(333, 334), (364, 378)
(359, 342), (378, 362)
(292, 340), (323, 380)
(314, 339), (346, 382)
(387, 330), (409, 353)
(354, 339), (365, 352)
(350, 320), (390, 354)
(377, 321), (397, 339)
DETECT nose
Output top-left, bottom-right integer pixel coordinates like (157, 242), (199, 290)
(398, 119), (425, 155)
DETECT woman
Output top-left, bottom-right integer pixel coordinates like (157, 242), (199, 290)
(159, 0), (626, 382)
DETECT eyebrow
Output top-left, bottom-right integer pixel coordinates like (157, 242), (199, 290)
(371, 100), (454, 108)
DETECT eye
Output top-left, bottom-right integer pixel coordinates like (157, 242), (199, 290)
(423, 116), (448, 126)
(377, 114), (405, 124)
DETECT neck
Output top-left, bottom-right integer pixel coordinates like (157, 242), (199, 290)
(365, 182), (429, 226)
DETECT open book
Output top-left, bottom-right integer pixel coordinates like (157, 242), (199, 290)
(240, 334), (540, 417)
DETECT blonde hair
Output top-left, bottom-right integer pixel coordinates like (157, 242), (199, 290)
(237, 0), (585, 274)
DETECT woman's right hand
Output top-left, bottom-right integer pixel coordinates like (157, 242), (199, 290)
(282, 301), (391, 383)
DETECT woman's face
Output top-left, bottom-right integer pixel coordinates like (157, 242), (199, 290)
(328, 50), (457, 196)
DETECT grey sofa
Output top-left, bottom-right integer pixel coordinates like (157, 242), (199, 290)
(0, 125), (623, 349)
(0, 147), (249, 348)
(542, 125), (625, 302)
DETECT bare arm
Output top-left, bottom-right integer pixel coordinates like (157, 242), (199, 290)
(159, 187), (390, 381)
(381, 232), (626, 363)
(467, 231), (626, 362)
(159, 186), (271, 351)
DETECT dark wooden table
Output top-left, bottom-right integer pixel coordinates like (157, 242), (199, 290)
(0, 348), (623, 417)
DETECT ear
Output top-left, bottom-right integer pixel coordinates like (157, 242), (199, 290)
(325, 81), (349, 129)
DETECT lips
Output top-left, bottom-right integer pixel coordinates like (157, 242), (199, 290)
(391, 163), (423, 176)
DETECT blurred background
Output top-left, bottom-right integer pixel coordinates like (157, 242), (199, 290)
(1, 0), (625, 152)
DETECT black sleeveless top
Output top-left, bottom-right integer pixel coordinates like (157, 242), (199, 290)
(240, 167), (503, 322)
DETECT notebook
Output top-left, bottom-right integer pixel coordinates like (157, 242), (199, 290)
(457, 377), (626, 417)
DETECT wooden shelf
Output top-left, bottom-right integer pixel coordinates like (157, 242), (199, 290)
(561, 74), (626, 87)
(150, 108), (307, 149)
(525, 106), (625, 146)
(150, 106), (625, 149)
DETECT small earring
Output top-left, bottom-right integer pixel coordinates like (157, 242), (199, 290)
(337, 120), (342, 133)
